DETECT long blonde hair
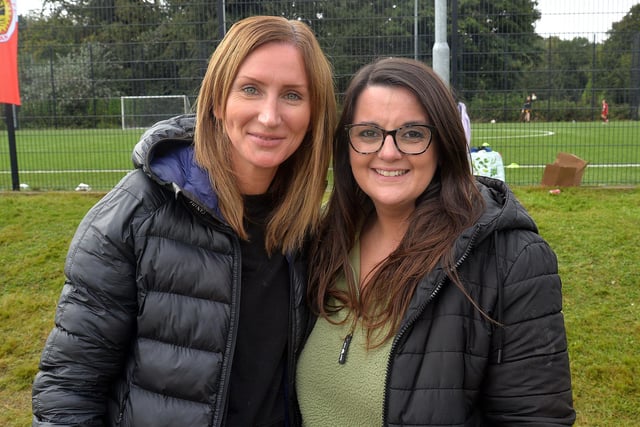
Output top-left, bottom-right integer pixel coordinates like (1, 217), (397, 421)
(194, 16), (336, 254)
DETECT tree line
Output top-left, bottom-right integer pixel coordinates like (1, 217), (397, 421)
(13, 0), (640, 128)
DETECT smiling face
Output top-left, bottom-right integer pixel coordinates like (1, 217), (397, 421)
(220, 42), (311, 194)
(349, 85), (439, 216)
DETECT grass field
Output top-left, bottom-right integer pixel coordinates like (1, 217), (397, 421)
(1, 188), (639, 426)
(1, 128), (141, 191)
(1, 120), (639, 190)
(471, 121), (640, 185)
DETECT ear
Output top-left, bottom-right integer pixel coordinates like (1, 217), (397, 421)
(212, 105), (222, 120)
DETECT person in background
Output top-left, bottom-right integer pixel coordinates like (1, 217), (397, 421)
(32, 15), (336, 427)
(521, 94), (532, 122)
(601, 98), (609, 123)
(297, 57), (575, 426)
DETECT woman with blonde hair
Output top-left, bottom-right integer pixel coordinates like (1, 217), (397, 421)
(32, 15), (336, 427)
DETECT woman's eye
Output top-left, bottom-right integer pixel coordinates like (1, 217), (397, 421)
(242, 86), (258, 95)
(402, 129), (426, 139)
(361, 129), (381, 139)
(285, 92), (302, 101)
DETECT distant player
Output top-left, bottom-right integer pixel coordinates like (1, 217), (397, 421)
(601, 99), (609, 123)
(521, 94), (535, 122)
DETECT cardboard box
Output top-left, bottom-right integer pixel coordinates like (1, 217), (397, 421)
(541, 153), (588, 187)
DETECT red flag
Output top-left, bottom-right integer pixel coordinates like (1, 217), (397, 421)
(0, 0), (21, 105)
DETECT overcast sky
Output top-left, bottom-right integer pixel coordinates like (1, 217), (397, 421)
(16, 0), (640, 41)
(534, 0), (639, 41)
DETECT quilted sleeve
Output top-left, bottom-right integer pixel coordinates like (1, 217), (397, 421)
(482, 230), (576, 426)
(32, 173), (146, 426)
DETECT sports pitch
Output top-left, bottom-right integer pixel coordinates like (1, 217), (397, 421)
(1, 121), (639, 190)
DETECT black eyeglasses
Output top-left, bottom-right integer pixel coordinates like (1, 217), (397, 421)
(345, 123), (435, 155)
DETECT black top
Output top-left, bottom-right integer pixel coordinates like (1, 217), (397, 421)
(226, 193), (290, 426)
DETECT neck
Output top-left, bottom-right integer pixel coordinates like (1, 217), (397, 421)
(236, 168), (277, 195)
(358, 209), (411, 289)
(366, 205), (412, 243)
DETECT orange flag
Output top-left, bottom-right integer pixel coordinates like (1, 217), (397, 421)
(0, 0), (21, 105)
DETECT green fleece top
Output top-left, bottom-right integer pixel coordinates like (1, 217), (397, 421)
(296, 239), (393, 426)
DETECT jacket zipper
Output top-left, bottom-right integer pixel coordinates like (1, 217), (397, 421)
(381, 229), (479, 425)
(285, 252), (300, 427)
(211, 234), (242, 427)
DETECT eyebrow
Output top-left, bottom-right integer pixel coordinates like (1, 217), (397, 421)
(234, 74), (309, 91)
(352, 121), (429, 127)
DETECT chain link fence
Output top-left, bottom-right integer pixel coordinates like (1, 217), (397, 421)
(2, 0), (639, 190)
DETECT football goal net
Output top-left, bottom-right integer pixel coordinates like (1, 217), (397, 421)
(120, 95), (191, 129)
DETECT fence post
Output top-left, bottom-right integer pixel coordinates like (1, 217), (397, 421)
(591, 35), (597, 121)
(90, 43), (97, 128)
(4, 104), (20, 191)
(451, 0), (459, 89)
(631, 32), (640, 120)
(49, 46), (58, 128)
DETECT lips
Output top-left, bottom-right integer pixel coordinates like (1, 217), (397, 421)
(375, 169), (408, 177)
(250, 132), (282, 140)
(249, 132), (284, 146)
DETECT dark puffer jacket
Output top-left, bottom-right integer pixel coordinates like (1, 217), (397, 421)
(32, 114), (309, 426)
(383, 178), (575, 426)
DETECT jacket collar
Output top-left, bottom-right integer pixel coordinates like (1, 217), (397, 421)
(132, 114), (223, 219)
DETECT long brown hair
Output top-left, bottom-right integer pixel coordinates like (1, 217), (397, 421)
(308, 57), (485, 346)
(194, 16), (336, 254)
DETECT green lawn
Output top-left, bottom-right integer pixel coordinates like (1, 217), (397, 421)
(1, 187), (639, 426)
(1, 120), (639, 190)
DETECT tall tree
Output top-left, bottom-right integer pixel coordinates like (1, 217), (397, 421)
(598, 4), (640, 111)
(455, 0), (542, 96)
(16, 0), (554, 125)
(531, 36), (592, 103)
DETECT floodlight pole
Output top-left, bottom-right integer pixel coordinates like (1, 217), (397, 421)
(217, 0), (226, 38)
(433, 0), (450, 87)
(414, 0), (418, 60)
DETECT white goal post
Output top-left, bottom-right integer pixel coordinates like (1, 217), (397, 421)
(120, 95), (191, 130)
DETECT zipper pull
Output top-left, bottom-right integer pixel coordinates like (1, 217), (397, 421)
(338, 333), (353, 364)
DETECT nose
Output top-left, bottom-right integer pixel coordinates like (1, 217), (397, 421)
(378, 133), (403, 159)
(258, 96), (281, 127)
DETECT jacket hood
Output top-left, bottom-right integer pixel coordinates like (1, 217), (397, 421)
(132, 114), (196, 170)
(448, 176), (539, 274)
(474, 176), (538, 239)
(131, 114), (222, 215)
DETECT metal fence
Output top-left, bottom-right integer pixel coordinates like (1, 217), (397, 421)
(2, 0), (639, 190)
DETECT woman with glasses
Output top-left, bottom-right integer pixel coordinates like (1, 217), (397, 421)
(296, 57), (575, 426)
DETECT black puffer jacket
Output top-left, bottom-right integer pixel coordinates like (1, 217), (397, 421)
(383, 177), (575, 426)
(32, 114), (309, 426)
